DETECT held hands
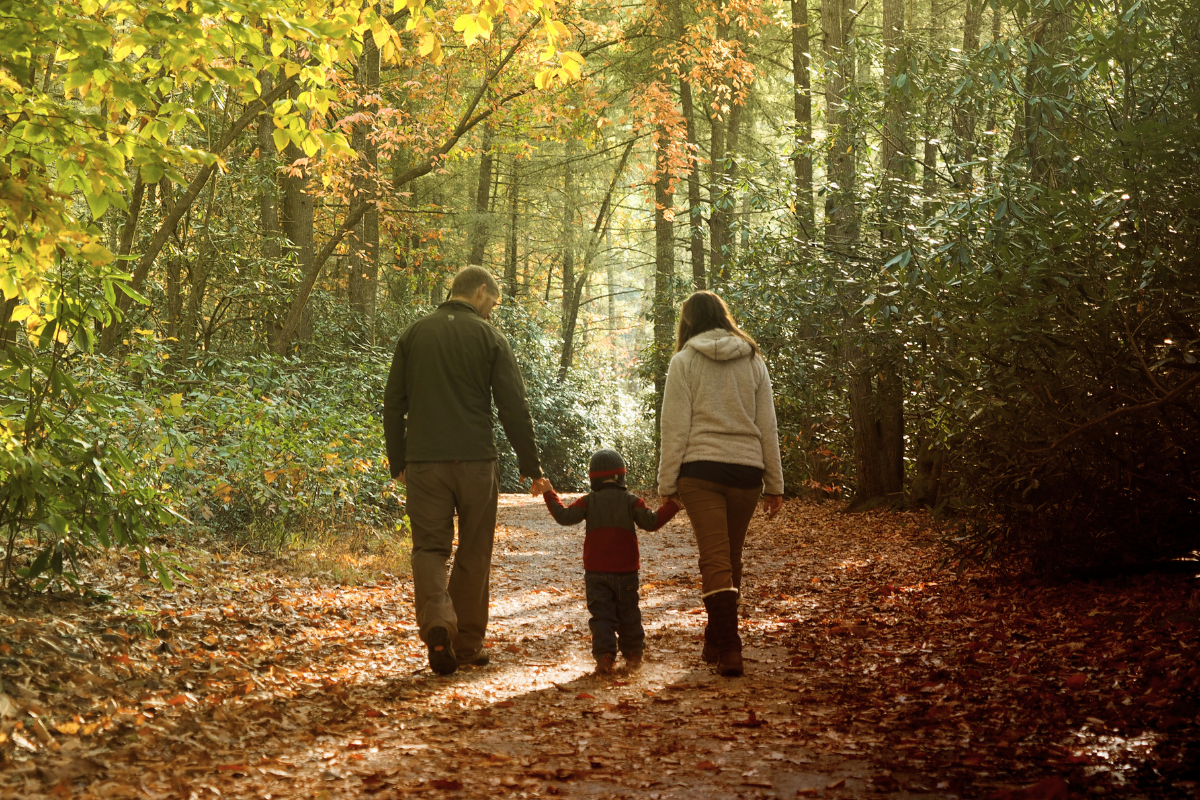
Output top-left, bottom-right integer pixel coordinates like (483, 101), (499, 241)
(762, 494), (783, 520)
(525, 476), (554, 496)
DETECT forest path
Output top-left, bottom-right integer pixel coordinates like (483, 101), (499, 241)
(10, 495), (1195, 799)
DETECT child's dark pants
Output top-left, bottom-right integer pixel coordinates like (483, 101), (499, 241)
(584, 571), (644, 658)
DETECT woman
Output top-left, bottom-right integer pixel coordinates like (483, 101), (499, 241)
(657, 291), (784, 677)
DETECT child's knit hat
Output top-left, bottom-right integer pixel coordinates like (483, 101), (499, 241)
(588, 449), (627, 491)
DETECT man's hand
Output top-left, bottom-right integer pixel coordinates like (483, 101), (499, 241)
(526, 476), (553, 496)
(762, 494), (783, 520)
(663, 493), (681, 506)
(394, 470), (406, 486)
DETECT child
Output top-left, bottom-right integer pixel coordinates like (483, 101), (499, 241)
(544, 449), (680, 674)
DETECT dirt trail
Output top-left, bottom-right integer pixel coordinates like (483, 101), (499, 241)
(13, 494), (1192, 799)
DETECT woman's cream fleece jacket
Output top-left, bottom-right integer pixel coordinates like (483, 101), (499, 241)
(656, 328), (785, 496)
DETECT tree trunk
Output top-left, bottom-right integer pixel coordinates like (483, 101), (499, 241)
(653, 122), (676, 447)
(504, 158), (520, 297)
(467, 125), (495, 265)
(558, 147), (578, 379)
(558, 140), (634, 381)
(846, 350), (887, 505)
(951, 0), (984, 189)
(347, 36), (380, 345)
(278, 82), (316, 355)
(822, 0), (857, 251)
(878, 366), (904, 495)
(880, 0), (911, 245)
(172, 172), (220, 366)
(681, 79), (705, 290)
(708, 109), (727, 284)
(1022, 3), (1074, 184)
(258, 71), (281, 261)
(791, 0), (814, 239)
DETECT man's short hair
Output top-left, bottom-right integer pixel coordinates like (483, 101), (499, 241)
(450, 266), (501, 299)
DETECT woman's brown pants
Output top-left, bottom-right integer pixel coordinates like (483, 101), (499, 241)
(677, 478), (761, 597)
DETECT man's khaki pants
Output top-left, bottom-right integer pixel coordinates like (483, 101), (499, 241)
(405, 460), (499, 659)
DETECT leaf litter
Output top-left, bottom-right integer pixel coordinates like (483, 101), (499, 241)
(0, 494), (1197, 798)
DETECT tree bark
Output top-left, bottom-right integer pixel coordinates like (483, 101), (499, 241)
(951, 0), (984, 189)
(822, 0), (857, 251)
(653, 122), (676, 446)
(279, 81), (316, 353)
(504, 158), (520, 297)
(1022, 2), (1074, 183)
(257, 71), (281, 261)
(846, 352), (887, 504)
(558, 140), (634, 382)
(880, 0), (911, 244)
(467, 124), (495, 265)
(347, 36), (381, 345)
(791, 0), (814, 239)
(681, 79), (705, 290)
(558, 146), (578, 379)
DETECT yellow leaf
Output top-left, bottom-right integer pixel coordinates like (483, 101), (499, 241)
(113, 40), (133, 62)
(272, 127), (289, 152)
(535, 69), (551, 90)
(453, 14), (479, 46)
(9, 305), (33, 322)
(371, 23), (389, 50)
(419, 32), (436, 57)
(283, 61), (302, 78)
(301, 133), (320, 158)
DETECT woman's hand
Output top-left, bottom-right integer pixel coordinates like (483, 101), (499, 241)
(762, 494), (783, 520)
(663, 493), (681, 505)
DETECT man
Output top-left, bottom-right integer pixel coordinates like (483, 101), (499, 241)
(384, 266), (552, 675)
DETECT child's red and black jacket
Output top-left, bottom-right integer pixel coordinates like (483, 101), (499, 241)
(543, 487), (679, 573)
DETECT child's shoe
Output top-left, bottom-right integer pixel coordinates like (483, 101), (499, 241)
(595, 653), (616, 675)
(624, 651), (644, 671)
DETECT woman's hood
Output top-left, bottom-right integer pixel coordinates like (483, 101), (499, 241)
(684, 328), (753, 361)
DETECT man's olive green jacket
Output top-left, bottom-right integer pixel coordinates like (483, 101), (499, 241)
(383, 300), (542, 479)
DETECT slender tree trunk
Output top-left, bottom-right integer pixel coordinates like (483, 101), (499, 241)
(681, 80), (706, 290)
(951, 0), (984, 189)
(467, 125), (495, 265)
(708, 110), (727, 284)
(1023, 2), (1074, 183)
(791, 0), (814, 239)
(559, 146), (577, 378)
(983, 5), (1002, 184)
(881, 0), (911, 245)
(653, 122), (676, 446)
(278, 83), (316, 354)
(878, 367), (905, 495)
(846, 351), (887, 503)
(504, 158), (520, 296)
(347, 36), (381, 345)
(173, 173), (219, 366)
(822, 0), (857, 251)
(258, 71), (281, 261)
(721, 100), (743, 275)
(559, 140), (634, 381)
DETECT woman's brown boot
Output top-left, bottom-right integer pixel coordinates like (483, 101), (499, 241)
(701, 595), (719, 663)
(711, 591), (744, 677)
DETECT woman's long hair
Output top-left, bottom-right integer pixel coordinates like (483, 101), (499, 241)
(674, 291), (761, 356)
